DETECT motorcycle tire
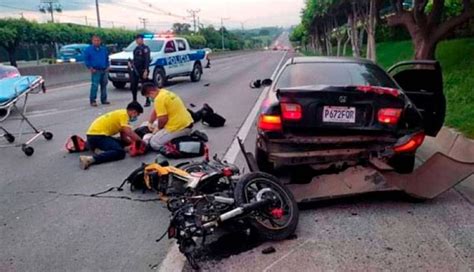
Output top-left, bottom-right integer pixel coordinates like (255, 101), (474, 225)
(234, 172), (299, 241)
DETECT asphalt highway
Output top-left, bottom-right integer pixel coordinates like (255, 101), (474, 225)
(0, 43), (287, 270)
(2, 31), (473, 272)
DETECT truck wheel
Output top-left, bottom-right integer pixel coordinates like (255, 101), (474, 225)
(190, 62), (202, 82)
(389, 153), (415, 174)
(112, 82), (126, 89)
(153, 67), (166, 88)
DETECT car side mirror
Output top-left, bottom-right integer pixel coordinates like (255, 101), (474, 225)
(249, 78), (272, 89)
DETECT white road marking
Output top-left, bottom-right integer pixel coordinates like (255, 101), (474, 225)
(223, 51), (287, 163)
(47, 82), (90, 93)
(157, 51), (288, 272)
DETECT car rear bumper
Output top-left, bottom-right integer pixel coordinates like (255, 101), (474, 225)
(258, 134), (398, 167)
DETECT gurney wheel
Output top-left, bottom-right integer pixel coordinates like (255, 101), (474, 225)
(43, 132), (53, 140)
(4, 133), (15, 143)
(22, 145), (34, 156)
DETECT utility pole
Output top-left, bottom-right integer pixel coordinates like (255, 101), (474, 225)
(39, 0), (62, 23)
(187, 9), (200, 33)
(19, 12), (24, 19)
(95, 0), (101, 27)
(139, 17), (148, 30)
(84, 16), (88, 26)
(220, 17), (229, 50)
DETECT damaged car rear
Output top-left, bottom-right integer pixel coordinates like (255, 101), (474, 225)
(252, 57), (446, 174)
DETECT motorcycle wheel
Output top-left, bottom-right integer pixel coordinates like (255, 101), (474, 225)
(234, 172), (299, 241)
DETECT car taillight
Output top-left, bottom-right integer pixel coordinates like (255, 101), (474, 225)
(394, 132), (425, 153)
(378, 108), (402, 125)
(356, 86), (400, 97)
(281, 103), (302, 120)
(258, 114), (282, 131)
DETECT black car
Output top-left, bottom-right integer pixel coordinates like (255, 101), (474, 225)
(252, 57), (445, 174)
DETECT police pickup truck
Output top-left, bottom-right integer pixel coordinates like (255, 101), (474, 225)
(108, 34), (206, 89)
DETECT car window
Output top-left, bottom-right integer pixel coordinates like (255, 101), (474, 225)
(124, 40), (164, 52)
(176, 40), (187, 51)
(275, 62), (398, 89)
(165, 41), (176, 53)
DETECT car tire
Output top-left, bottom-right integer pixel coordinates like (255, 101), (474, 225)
(112, 81), (126, 89)
(190, 62), (202, 82)
(389, 153), (415, 174)
(256, 147), (274, 173)
(153, 67), (166, 88)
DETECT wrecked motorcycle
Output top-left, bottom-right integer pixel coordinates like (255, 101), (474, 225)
(144, 156), (298, 270)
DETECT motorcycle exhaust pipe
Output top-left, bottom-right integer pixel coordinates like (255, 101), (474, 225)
(203, 199), (272, 229)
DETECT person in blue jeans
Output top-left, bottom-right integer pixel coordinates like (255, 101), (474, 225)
(80, 102), (145, 170)
(84, 35), (110, 107)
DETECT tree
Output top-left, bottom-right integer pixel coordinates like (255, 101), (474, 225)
(172, 23), (191, 34)
(387, 0), (474, 59)
(0, 19), (32, 66)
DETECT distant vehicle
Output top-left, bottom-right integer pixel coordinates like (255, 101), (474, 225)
(57, 44), (89, 63)
(108, 33), (206, 89)
(251, 57), (445, 174)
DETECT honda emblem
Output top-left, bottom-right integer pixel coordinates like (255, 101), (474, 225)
(339, 96), (347, 103)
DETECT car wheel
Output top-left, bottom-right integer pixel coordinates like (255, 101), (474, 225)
(190, 62), (202, 82)
(389, 153), (415, 174)
(153, 67), (166, 88)
(256, 147), (274, 173)
(112, 81), (126, 89)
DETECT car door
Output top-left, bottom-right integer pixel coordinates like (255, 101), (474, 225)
(163, 40), (180, 76)
(387, 60), (446, 137)
(175, 39), (192, 74)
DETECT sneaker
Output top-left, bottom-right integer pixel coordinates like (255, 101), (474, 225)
(93, 148), (104, 155)
(102, 101), (111, 105)
(90, 102), (98, 107)
(79, 156), (95, 170)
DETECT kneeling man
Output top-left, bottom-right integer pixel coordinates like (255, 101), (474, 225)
(80, 101), (144, 169)
(141, 82), (193, 150)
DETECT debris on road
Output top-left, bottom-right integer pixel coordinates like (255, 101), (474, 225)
(262, 246), (276, 255)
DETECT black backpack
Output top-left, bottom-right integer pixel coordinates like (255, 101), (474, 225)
(188, 104), (226, 127)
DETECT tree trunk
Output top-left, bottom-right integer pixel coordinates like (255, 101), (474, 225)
(343, 28), (351, 56)
(336, 38), (342, 56)
(414, 36), (437, 60)
(358, 27), (365, 54)
(7, 47), (17, 67)
(348, 14), (360, 57)
(366, 0), (377, 61)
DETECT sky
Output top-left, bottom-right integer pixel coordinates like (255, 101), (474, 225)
(0, 0), (305, 30)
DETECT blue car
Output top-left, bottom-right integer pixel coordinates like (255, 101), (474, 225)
(57, 44), (89, 63)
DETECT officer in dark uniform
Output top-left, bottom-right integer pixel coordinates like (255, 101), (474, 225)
(130, 34), (151, 107)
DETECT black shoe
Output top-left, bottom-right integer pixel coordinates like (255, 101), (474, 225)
(144, 101), (151, 107)
(102, 101), (111, 105)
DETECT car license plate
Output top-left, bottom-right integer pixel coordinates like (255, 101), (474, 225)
(117, 73), (126, 78)
(322, 106), (356, 123)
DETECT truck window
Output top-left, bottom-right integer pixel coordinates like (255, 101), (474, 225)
(165, 41), (176, 53)
(176, 40), (187, 51)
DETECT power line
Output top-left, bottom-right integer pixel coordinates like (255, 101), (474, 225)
(95, 0), (101, 28)
(221, 17), (230, 50)
(0, 3), (37, 12)
(187, 9), (200, 33)
(139, 17), (149, 30)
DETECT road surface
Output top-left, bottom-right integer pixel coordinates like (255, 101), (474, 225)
(1, 32), (472, 272)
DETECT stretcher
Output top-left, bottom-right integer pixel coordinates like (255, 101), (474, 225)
(0, 75), (53, 156)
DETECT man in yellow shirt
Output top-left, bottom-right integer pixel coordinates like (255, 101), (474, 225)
(80, 101), (144, 169)
(140, 82), (193, 150)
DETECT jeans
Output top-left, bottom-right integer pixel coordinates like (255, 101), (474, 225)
(87, 135), (126, 164)
(90, 70), (108, 103)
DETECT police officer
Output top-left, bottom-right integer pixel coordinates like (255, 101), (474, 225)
(130, 34), (151, 107)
